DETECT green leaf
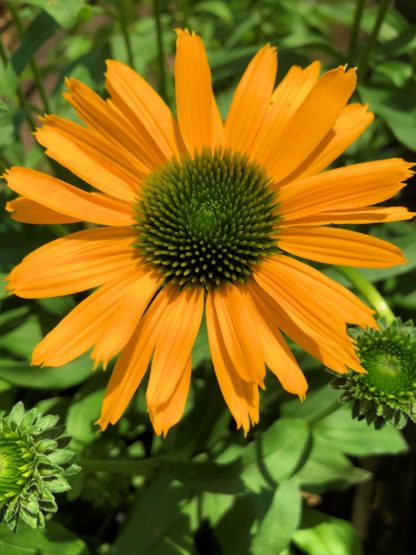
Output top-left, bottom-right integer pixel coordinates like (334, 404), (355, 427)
(375, 61), (412, 88)
(0, 521), (90, 555)
(293, 509), (363, 555)
(165, 459), (244, 494)
(11, 0), (86, 28)
(0, 273), (8, 300)
(0, 355), (92, 389)
(194, 1), (233, 24)
(10, 11), (58, 75)
(219, 418), (310, 492)
(0, 315), (42, 358)
(281, 386), (340, 422)
(314, 406), (408, 457)
(192, 318), (210, 368)
(66, 387), (104, 449)
(252, 480), (302, 555)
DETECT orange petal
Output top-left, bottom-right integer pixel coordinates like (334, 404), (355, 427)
(279, 158), (412, 221)
(269, 255), (376, 328)
(284, 103), (374, 182)
(175, 29), (222, 153)
(206, 291), (259, 433)
(223, 45), (277, 153)
(250, 281), (363, 374)
(278, 226), (406, 268)
(7, 227), (137, 298)
(64, 78), (164, 172)
(5, 167), (134, 227)
(252, 66), (356, 182)
(32, 270), (141, 367)
(246, 284), (308, 397)
(106, 60), (184, 160)
(281, 206), (415, 227)
(36, 116), (143, 202)
(98, 287), (171, 430)
(149, 355), (192, 437)
(146, 286), (204, 407)
(91, 268), (162, 368)
(6, 197), (81, 224)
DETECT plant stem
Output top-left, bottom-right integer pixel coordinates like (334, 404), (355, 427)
(78, 457), (163, 474)
(348, 0), (366, 63)
(357, 0), (392, 79)
(336, 266), (395, 324)
(0, 38), (37, 132)
(8, 2), (51, 113)
(153, 0), (167, 101)
(118, 0), (135, 69)
(180, 0), (189, 28)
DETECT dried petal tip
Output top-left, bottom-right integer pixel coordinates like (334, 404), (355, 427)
(332, 319), (416, 430)
(0, 402), (79, 533)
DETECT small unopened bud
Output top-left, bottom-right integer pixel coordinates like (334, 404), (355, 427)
(0, 402), (79, 533)
(332, 319), (416, 430)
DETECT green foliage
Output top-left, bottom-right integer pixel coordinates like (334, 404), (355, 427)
(0, 0), (415, 553)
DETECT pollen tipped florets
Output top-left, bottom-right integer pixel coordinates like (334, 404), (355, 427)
(134, 148), (280, 288)
(0, 402), (79, 533)
(333, 320), (416, 429)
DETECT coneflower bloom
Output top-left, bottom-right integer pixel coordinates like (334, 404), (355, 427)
(5, 31), (413, 435)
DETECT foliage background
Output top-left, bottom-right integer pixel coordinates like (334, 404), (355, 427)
(0, 0), (415, 554)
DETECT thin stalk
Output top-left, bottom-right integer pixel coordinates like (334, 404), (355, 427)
(180, 0), (189, 28)
(118, 0), (135, 69)
(0, 38), (36, 131)
(8, 3), (51, 113)
(347, 0), (366, 63)
(153, 0), (167, 101)
(357, 0), (392, 79)
(336, 266), (395, 324)
(78, 457), (163, 474)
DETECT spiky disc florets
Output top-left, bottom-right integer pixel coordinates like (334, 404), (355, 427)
(0, 402), (79, 533)
(134, 148), (280, 288)
(333, 320), (416, 429)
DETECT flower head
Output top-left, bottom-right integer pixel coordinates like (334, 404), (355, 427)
(0, 402), (79, 532)
(5, 31), (413, 436)
(333, 320), (416, 429)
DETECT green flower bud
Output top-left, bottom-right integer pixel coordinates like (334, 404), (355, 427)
(0, 402), (79, 533)
(332, 319), (416, 430)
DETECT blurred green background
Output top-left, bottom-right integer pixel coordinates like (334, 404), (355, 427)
(1, 1), (416, 554)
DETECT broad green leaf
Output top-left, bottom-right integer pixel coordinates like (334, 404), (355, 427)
(0, 355), (91, 389)
(378, 26), (416, 57)
(314, 406), (408, 457)
(194, 1), (234, 24)
(0, 521), (90, 555)
(0, 273), (8, 300)
(281, 386), (340, 422)
(375, 60), (412, 88)
(252, 480), (302, 555)
(11, 0), (86, 28)
(0, 315), (42, 358)
(66, 387), (104, 450)
(219, 418), (310, 492)
(0, 60), (18, 101)
(166, 459), (244, 494)
(293, 509), (363, 555)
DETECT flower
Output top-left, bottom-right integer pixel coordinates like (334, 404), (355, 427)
(5, 30), (413, 436)
(333, 320), (416, 429)
(0, 402), (79, 533)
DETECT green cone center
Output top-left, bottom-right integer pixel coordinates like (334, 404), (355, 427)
(134, 148), (280, 288)
(0, 433), (32, 502)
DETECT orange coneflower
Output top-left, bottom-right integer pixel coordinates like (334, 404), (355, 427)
(5, 30), (413, 435)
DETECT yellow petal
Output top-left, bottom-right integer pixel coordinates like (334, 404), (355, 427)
(247, 284), (308, 397)
(7, 227), (137, 298)
(223, 45), (277, 153)
(206, 291), (259, 433)
(175, 29), (222, 153)
(146, 286), (204, 406)
(36, 116), (143, 202)
(6, 197), (81, 224)
(278, 226), (406, 268)
(252, 66), (356, 182)
(32, 270), (141, 367)
(106, 60), (184, 160)
(280, 158), (412, 221)
(98, 287), (171, 430)
(5, 167), (134, 227)
(149, 355), (192, 437)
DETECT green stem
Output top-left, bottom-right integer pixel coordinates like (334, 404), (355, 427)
(336, 266), (395, 324)
(8, 3), (51, 113)
(0, 38), (37, 132)
(357, 0), (392, 79)
(347, 0), (366, 63)
(180, 0), (189, 27)
(118, 0), (135, 69)
(78, 457), (163, 474)
(153, 0), (167, 101)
